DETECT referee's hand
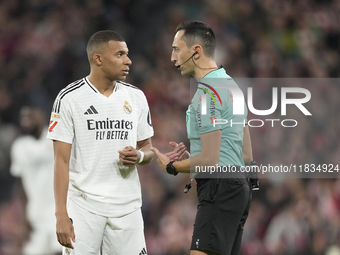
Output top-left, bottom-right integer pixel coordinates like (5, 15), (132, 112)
(56, 214), (75, 249)
(165, 141), (190, 161)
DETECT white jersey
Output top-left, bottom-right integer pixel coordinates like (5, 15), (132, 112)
(47, 77), (154, 217)
(10, 128), (55, 226)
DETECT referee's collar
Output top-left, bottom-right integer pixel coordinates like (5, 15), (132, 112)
(201, 66), (225, 79)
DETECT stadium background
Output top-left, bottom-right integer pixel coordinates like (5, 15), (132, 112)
(0, 0), (340, 254)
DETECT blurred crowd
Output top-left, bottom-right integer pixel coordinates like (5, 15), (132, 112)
(0, 0), (340, 254)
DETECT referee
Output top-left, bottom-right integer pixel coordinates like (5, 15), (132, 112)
(152, 20), (254, 255)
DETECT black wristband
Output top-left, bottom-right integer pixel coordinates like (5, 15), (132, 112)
(166, 161), (178, 176)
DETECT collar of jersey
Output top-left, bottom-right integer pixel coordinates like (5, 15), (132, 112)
(85, 77), (119, 94)
(201, 67), (226, 79)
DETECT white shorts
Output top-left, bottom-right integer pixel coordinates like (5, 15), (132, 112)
(62, 199), (147, 255)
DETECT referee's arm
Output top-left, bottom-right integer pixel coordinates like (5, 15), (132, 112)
(152, 130), (222, 173)
(242, 125), (253, 165)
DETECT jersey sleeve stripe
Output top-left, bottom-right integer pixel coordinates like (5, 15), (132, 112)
(117, 81), (141, 91)
(59, 79), (84, 97)
(53, 79), (83, 112)
(53, 81), (85, 113)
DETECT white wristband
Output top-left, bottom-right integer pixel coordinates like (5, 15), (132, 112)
(138, 150), (144, 164)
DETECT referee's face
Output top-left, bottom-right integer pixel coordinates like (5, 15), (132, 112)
(171, 30), (195, 76)
(101, 40), (132, 81)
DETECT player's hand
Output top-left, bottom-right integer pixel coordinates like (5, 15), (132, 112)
(150, 147), (169, 173)
(118, 146), (140, 167)
(56, 215), (75, 249)
(165, 141), (190, 161)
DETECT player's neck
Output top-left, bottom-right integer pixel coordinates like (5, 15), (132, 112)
(87, 73), (115, 97)
(192, 58), (219, 81)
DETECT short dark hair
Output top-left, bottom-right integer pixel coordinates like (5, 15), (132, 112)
(175, 20), (216, 57)
(86, 30), (125, 55)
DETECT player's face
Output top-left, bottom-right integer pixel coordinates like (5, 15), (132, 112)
(101, 40), (132, 81)
(171, 30), (194, 76)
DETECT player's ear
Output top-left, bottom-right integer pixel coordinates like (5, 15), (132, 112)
(93, 54), (102, 66)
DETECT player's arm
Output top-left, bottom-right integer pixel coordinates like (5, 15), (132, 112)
(136, 137), (154, 165)
(118, 138), (154, 166)
(242, 125), (253, 165)
(152, 130), (221, 173)
(53, 140), (75, 249)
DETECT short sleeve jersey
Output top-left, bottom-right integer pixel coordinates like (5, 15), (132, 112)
(47, 78), (154, 217)
(186, 68), (247, 167)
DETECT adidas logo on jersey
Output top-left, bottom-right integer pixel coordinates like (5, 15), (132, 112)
(84, 105), (98, 115)
(139, 247), (147, 255)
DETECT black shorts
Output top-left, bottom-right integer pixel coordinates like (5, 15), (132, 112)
(190, 177), (252, 255)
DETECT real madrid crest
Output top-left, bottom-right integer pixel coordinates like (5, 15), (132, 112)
(123, 101), (132, 114)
